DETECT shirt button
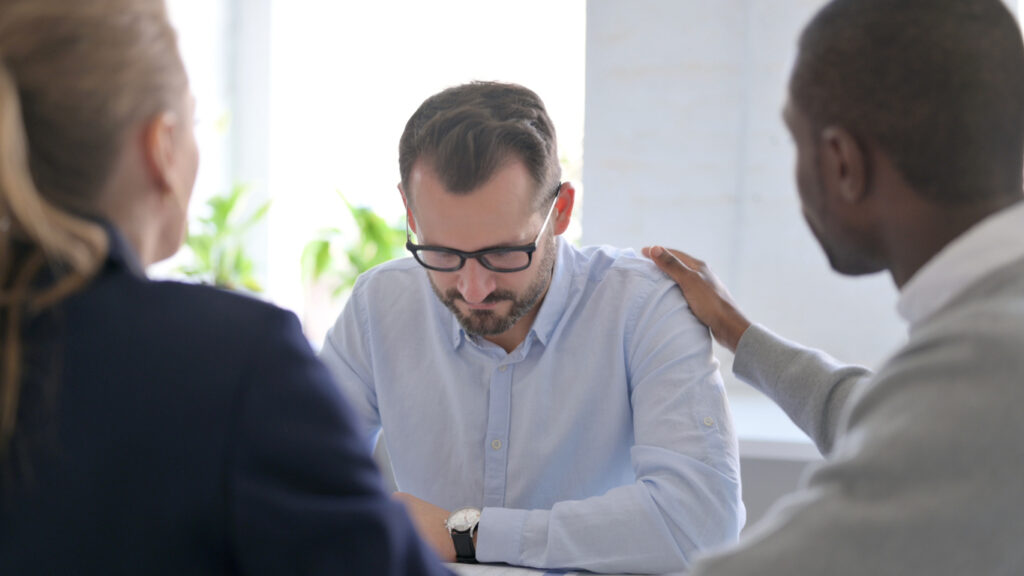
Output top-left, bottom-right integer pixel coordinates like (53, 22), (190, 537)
(498, 365), (508, 372)
(704, 416), (715, 427)
(491, 439), (502, 450)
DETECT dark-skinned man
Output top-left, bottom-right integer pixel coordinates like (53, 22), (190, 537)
(645, 0), (1024, 574)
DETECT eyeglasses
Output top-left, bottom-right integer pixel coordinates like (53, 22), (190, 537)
(406, 185), (560, 273)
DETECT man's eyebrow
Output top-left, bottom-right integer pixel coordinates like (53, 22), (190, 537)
(456, 239), (535, 252)
(415, 235), (533, 251)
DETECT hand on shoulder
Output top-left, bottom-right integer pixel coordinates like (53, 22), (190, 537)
(643, 246), (752, 353)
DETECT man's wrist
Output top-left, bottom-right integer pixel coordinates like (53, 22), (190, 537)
(724, 317), (752, 353)
(446, 507), (481, 563)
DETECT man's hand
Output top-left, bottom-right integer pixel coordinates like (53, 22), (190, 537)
(393, 492), (457, 562)
(642, 246), (752, 353)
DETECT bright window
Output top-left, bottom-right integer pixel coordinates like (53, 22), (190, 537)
(168, 1), (586, 347)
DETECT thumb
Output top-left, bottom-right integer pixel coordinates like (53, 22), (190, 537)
(648, 245), (697, 285)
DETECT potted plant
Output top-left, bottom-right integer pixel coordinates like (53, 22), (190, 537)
(179, 184), (271, 293)
(301, 193), (405, 297)
(300, 193), (406, 344)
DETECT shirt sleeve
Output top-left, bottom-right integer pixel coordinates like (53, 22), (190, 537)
(317, 283), (383, 454)
(229, 307), (451, 576)
(732, 324), (872, 455)
(476, 279), (745, 574)
(690, 312), (1024, 576)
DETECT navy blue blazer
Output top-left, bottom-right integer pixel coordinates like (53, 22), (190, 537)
(0, 226), (451, 575)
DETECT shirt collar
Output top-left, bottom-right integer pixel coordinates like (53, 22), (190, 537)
(448, 294), (465, 348)
(449, 236), (574, 351)
(528, 236), (573, 348)
(897, 200), (1024, 326)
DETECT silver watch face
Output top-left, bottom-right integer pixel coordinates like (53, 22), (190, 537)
(446, 507), (481, 533)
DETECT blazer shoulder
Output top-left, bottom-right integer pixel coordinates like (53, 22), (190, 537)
(86, 272), (303, 350)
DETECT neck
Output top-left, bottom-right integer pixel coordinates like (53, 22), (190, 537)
(94, 188), (165, 269)
(886, 195), (1022, 288)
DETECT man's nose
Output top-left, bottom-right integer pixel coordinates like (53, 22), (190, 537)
(457, 258), (497, 304)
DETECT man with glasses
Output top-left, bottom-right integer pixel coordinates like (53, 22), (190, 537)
(320, 82), (744, 574)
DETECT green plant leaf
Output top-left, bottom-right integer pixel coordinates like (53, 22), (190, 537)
(177, 182), (268, 293)
(239, 199), (272, 233)
(300, 193), (406, 298)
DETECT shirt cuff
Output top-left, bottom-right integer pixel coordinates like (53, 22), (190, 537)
(475, 507), (527, 565)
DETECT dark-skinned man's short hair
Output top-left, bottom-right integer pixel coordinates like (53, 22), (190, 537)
(791, 0), (1024, 204)
(398, 81), (561, 211)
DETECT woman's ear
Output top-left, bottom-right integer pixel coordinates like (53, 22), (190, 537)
(142, 111), (181, 195)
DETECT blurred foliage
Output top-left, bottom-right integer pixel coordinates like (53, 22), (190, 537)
(301, 192), (406, 297)
(179, 184), (270, 292)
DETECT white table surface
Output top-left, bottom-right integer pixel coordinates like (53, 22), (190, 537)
(447, 563), (646, 576)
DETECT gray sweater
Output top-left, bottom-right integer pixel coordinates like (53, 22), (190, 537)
(690, 256), (1024, 575)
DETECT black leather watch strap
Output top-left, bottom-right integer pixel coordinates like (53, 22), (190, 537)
(451, 530), (477, 563)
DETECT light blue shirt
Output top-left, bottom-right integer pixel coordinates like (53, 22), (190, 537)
(321, 238), (744, 574)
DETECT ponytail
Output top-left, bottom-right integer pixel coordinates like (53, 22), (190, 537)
(0, 55), (108, 459)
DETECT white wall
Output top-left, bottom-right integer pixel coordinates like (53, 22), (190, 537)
(583, 0), (906, 392)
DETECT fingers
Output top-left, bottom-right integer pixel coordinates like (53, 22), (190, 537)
(643, 245), (704, 269)
(643, 245), (697, 284)
(643, 245), (751, 352)
(663, 248), (705, 271)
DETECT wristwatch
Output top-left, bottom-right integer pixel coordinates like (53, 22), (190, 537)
(446, 507), (481, 563)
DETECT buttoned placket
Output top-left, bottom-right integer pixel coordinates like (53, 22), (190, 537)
(476, 338), (533, 508)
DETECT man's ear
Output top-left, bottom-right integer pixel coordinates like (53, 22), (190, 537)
(398, 183), (417, 235)
(819, 126), (867, 204)
(142, 111), (181, 195)
(552, 182), (576, 236)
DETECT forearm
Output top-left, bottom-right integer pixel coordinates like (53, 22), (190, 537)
(733, 324), (872, 455)
(476, 461), (742, 574)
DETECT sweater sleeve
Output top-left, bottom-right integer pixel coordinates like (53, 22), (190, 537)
(732, 324), (871, 455)
(692, 310), (1024, 576)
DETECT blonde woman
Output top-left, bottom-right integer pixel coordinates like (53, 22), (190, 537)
(0, 2), (450, 574)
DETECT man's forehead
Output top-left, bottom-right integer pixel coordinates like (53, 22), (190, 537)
(408, 167), (544, 247)
(407, 159), (536, 203)
(404, 160), (439, 194)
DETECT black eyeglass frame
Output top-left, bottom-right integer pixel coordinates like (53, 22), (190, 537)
(405, 183), (562, 273)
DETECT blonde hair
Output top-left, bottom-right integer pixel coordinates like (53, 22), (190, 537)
(0, 0), (187, 460)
